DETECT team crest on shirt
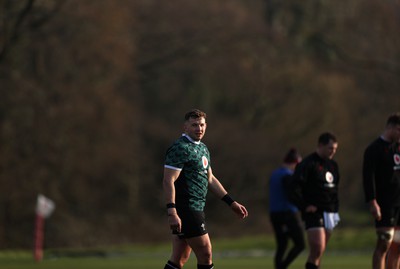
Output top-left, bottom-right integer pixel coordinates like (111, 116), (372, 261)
(202, 156), (209, 169)
(394, 154), (400, 170)
(324, 171), (335, 188)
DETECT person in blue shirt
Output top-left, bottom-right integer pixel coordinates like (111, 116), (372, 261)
(269, 148), (305, 269)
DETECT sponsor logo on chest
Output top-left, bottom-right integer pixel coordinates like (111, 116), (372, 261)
(202, 156), (208, 169)
(324, 171), (335, 188)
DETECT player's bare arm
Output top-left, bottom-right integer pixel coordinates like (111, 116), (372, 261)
(207, 168), (248, 219)
(369, 199), (382, 221)
(163, 168), (182, 232)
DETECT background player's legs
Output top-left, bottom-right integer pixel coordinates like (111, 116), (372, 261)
(282, 219), (305, 268)
(306, 228), (330, 268)
(373, 228), (393, 269)
(271, 216), (289, 269)
(273, 225), (289, 269)
(386, 227), (400, 269)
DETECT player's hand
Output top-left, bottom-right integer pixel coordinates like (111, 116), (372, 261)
(369, 199), (381, 221)
(168, 213), (182, 233)
(231, 202), (248, 219)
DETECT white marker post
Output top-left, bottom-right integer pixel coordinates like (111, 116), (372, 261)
(34, 194), (55, 262)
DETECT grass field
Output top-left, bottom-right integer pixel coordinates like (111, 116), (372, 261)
(0, 252), (372, 269)
(0, 254), (371, 269)
(0, 229), (375, 269)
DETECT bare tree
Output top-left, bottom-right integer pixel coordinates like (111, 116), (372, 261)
(0, 0), (66, 62)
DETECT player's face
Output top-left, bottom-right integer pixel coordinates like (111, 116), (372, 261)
(184, 117), (207, 141)
(319, 140), (338, 160)
(391, 124), (400, 142)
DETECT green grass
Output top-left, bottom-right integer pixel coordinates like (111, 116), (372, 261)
(0, 228), (375, 269)
(0, 253), (372, 269)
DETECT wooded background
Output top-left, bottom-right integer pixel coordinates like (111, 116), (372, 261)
(0, 0), (399, 249)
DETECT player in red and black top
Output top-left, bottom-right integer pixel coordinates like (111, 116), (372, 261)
(363, 113), (400, 269)
(289, 132), (339, 269)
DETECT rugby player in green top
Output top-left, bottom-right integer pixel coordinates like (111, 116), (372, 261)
(163, 109), (249, 269)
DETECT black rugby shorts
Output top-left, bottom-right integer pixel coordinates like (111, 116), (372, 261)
(376, 207), (400, 228)
(303, 211), (324, 230)
(173, 210), (208, 239)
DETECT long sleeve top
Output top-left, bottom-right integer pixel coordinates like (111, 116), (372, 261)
(362, 137), (400, 207)
(290, 152), (340, 213)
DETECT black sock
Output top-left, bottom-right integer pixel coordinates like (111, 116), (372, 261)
(197, 263), (214, 269)
(164, 260), (181, 269)
(305, 262), (318, 269)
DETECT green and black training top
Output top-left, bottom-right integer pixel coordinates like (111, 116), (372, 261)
(165, 134), (211, 211)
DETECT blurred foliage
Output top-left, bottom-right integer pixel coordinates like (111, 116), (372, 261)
(0, 0), (399, 248)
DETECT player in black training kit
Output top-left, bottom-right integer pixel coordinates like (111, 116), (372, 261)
(289, 132), (340, 269)
(363, 113), (400, 269)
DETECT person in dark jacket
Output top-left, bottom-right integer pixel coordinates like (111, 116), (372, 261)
(289, 132), (340, 269)
(269, 148), (305, 269)
(363, 113), (400, 269)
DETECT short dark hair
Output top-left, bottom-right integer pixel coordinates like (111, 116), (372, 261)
(283, 147), (301, 164)
(184, 109), (206, 121)
(318, 132), (337, 145)
(386, 113), (400, 126)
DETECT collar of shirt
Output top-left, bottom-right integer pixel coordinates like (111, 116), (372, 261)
(182, 133), (201, 145)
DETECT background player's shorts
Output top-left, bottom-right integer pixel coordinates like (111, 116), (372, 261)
(376, 207), (400, 228)
(303, 211), (324, 230)
(303, 211), (340, 230)
(173, 210), (207, 239)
